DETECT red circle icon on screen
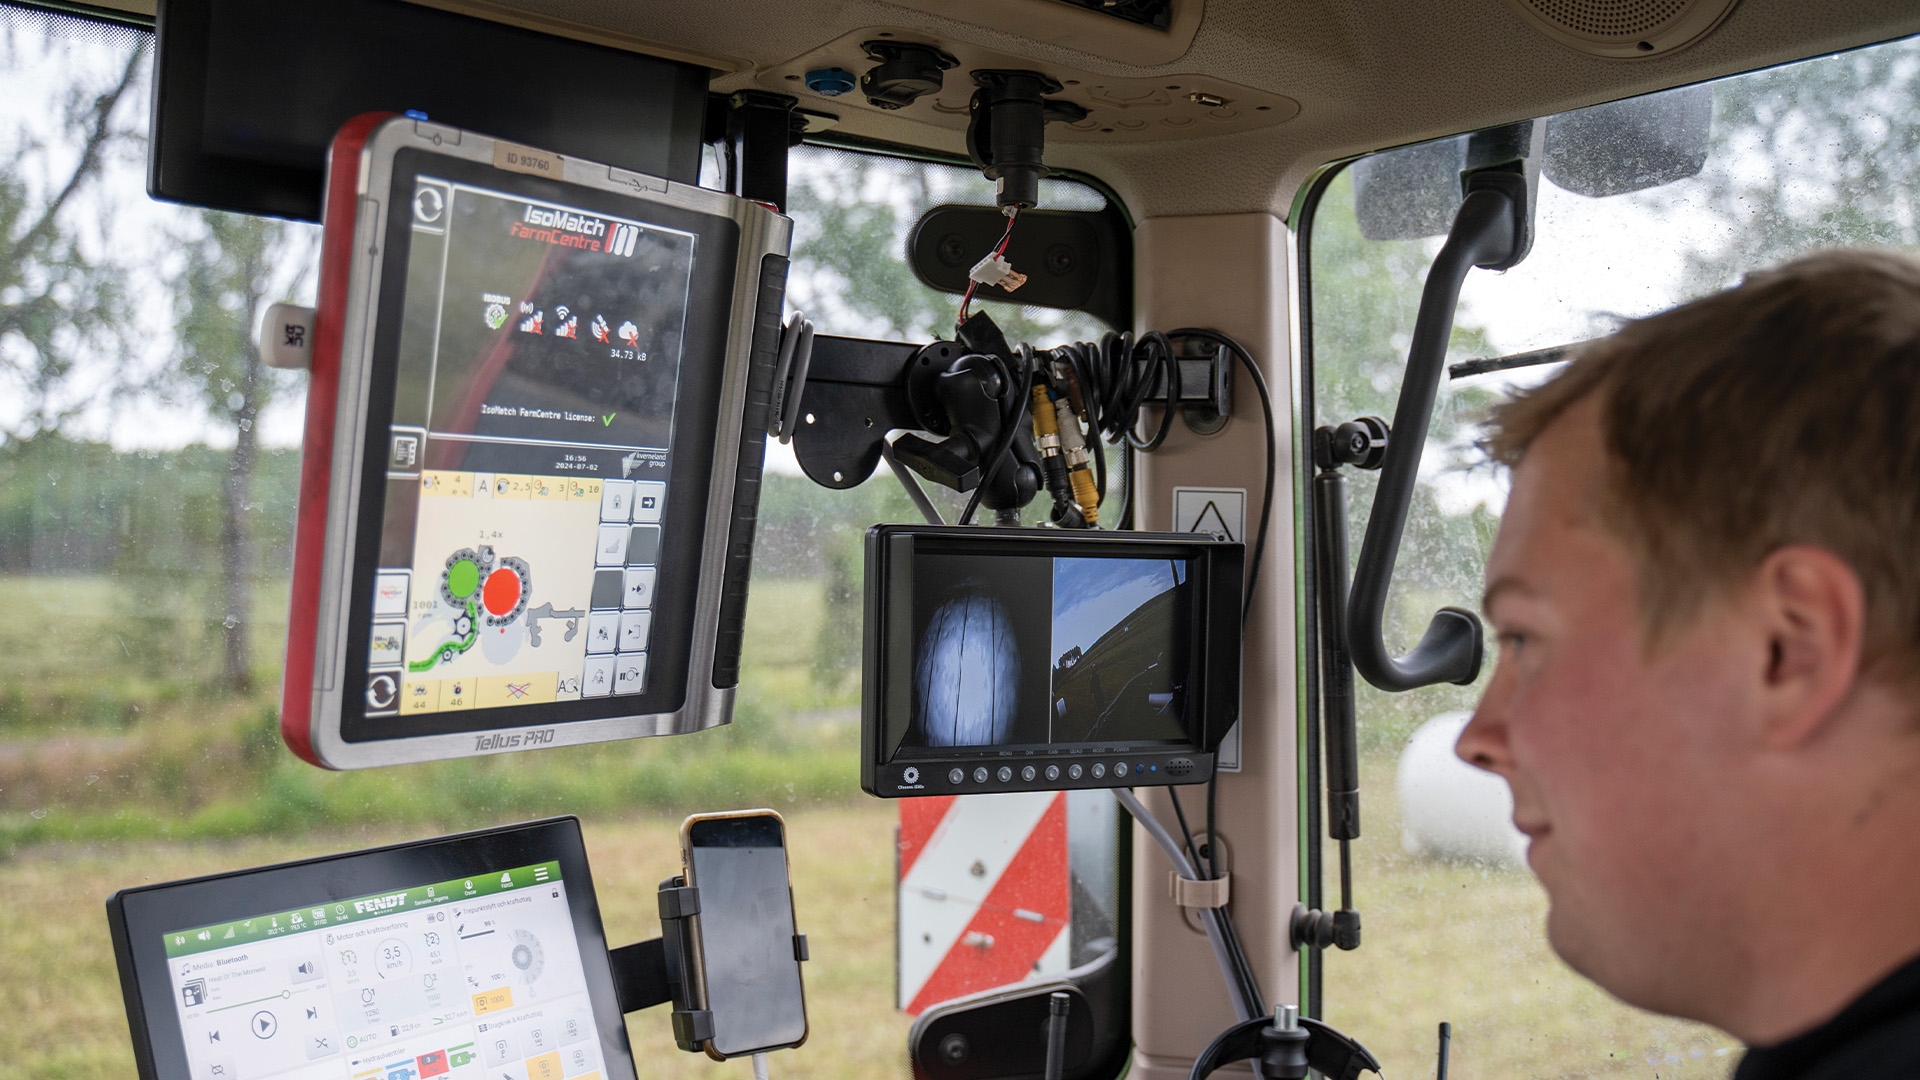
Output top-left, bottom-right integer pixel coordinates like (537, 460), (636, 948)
(482, 568), (522, 617)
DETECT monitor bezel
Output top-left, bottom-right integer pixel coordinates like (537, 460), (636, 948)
(861, 525), (1244, 798)
(106, 817), (631, 1080)
(283, 116), (790, 770)
(334, 148), (740, 745)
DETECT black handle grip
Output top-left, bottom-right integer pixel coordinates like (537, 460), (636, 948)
(711, 254), (790, 689)
(1346, 178), (1522, 692)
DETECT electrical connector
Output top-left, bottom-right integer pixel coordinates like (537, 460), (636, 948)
(969, 253), (1028, 292)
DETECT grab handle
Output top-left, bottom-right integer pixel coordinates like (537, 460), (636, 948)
(1346, 171), (1526, 692)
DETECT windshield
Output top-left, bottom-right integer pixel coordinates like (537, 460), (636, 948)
(1307, 33), (1920, 1077)
(0, 8), (1121, 1077)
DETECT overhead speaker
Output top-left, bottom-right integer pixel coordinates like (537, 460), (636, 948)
(1503, 0), (1740, 58)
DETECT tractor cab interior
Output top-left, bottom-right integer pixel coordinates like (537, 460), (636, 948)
(3, 0), (1920, 1077)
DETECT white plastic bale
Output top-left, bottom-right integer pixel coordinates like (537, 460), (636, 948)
(1395, 711), (1528, 867)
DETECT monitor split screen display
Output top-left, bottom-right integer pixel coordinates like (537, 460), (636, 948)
(901, 553), (1193, 753)
(365, 175), (694, 721)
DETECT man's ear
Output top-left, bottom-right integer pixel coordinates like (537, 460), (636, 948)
(1755, 545), (1866, 749)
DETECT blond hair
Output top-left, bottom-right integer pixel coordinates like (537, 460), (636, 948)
(1484, 249), (1920, 686)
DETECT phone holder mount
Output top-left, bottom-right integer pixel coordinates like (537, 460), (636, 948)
(607, 877), (810, 1053)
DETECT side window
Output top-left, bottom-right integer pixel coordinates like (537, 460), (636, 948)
(1306, 36), (1920, 1076)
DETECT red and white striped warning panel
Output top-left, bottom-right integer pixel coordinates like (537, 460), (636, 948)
(897, 791), (1071, 1015)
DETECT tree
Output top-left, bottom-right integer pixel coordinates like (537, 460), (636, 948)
(786, 150), (1110, 347)
(171, 213), (311, 691)
(0, 38), (144, 437)
(1678, 41), (1920, 292)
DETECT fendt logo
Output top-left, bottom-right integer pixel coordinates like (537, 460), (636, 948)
(353, 892), (409, 915)
(607, 222), (640, 257)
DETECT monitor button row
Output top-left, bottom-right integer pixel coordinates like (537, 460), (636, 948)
(936, 761), (1159, 786)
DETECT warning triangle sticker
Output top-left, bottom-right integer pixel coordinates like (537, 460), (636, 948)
(1190, 501), (1236, 541)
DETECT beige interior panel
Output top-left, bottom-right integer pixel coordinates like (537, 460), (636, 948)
(753, 27), (1299, 145)
(1129, 212), (1299, 1076)
(358, 0), (1920, 223)
(80, 0), (1919, 221)
(70, 0), (153, 15)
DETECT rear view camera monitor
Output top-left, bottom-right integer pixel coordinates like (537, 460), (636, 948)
(863, 525), (1243, 797)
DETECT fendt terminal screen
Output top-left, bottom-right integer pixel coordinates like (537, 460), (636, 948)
(161, 861), (601, 1080)
(109, 819), (633, 1080)
(368, 175), (694, 721)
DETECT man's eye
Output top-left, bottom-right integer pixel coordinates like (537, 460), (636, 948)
(1496, 631), (1529, 654)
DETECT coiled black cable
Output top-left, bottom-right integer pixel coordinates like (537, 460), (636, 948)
(1037, 331), (1179, 526)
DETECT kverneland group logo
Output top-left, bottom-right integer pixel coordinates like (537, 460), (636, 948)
(607, 222), (641, 257)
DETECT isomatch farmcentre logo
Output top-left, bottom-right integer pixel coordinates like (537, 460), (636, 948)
(510, 205), (642, 257)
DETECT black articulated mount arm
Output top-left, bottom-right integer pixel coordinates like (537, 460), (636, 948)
(1345, 168), (1530, 693)
(782, 312), (1238, 529)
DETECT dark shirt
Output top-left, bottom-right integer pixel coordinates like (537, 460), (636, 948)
(1734, 953), (1920, 1080)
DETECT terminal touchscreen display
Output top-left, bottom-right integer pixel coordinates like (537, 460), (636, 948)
(158, 859), (607, 1080)
(898, 552), (1193, 752)
(363, 172), (695, 723)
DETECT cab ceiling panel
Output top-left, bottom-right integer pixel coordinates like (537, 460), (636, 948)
(116, 0), (1920, 219)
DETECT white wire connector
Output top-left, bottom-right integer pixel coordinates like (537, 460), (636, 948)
(969, 253), (1028, 292)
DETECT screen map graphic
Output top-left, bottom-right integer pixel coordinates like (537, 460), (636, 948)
(376, 470), (664, 717)
(363, 173), (694, 722)
(161, 862), (607, 1080)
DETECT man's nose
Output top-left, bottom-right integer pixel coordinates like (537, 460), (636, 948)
(1456, 675), (1513, 773)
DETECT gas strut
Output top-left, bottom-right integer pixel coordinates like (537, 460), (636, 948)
(1345, 167), (1534, 693)
(1293, 418), (1386, 952)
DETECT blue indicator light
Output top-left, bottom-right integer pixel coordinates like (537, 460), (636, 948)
(804, 68), (857, 97)
(404, 109), (430, 121)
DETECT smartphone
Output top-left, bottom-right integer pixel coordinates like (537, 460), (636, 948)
(679, 809), (809, 1059)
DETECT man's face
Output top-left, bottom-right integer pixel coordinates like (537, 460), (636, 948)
(1457, 402), (1764, 1015)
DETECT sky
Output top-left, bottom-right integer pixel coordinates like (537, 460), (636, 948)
(1051, 555), (1183, 660)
